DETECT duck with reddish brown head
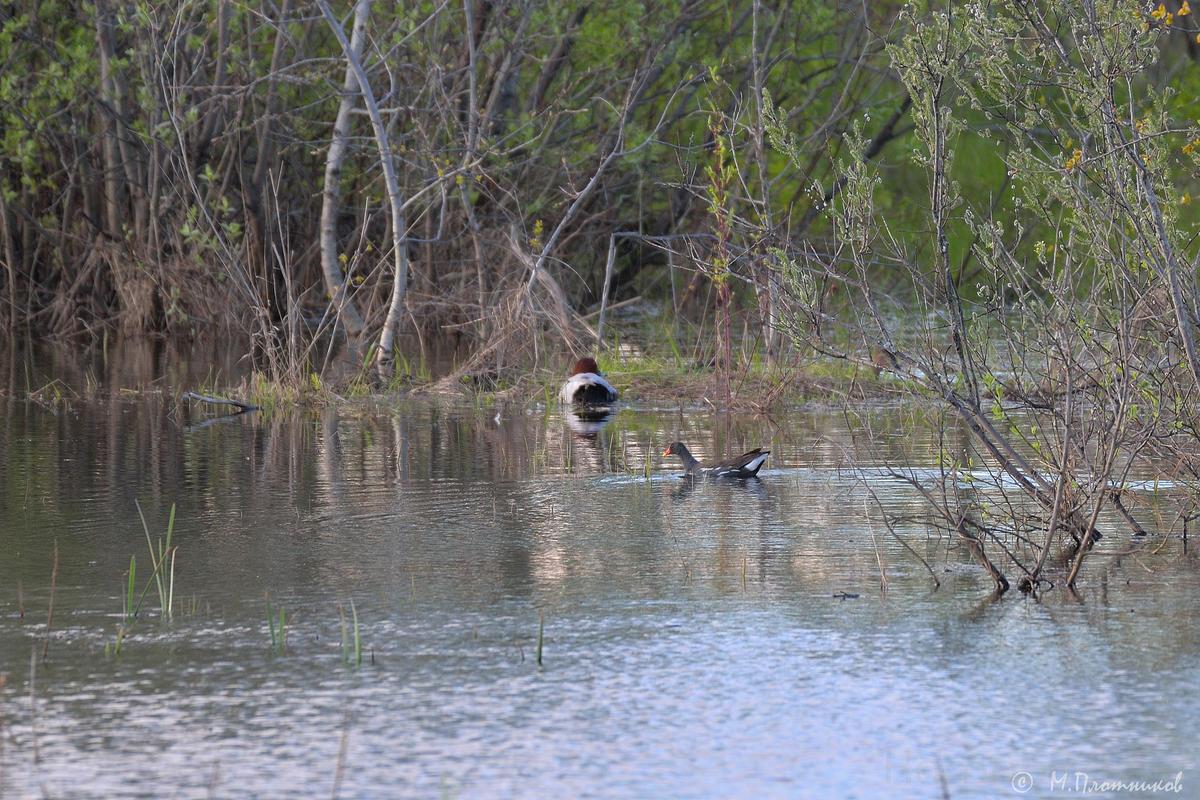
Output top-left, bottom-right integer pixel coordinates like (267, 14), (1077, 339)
(663, 441), (770, 478)
(559, 357), (619, 405)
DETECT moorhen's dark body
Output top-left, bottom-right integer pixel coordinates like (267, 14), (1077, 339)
(662, 442), (770, 478)
(559, 357), (619, 405)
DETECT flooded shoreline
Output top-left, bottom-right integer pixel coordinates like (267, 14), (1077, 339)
(1, 343), (1198, 798)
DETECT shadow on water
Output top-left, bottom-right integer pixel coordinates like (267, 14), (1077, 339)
(0, 341), (1198, 798)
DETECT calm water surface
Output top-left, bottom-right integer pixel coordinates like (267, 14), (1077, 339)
(0, 342), (1198, 799)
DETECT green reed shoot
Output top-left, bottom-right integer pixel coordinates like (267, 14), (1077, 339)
(105, 625), (128, 658)
(123, 555), (136, 624)
(267, 597), (286, 655)
(135, 499), (177, 620)
(362, 341), (378, 374)
(339, 600), (363, 666)
(125, 544), (180, 621)
(665, 325), (683, 364)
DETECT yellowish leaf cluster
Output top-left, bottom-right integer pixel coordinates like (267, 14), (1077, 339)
(1151, 3), (1174, 24)
(1150, 1), (1188, 23)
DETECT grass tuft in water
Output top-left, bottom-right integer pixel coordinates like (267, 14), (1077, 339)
(339, 600), (363, 666)
(112, 510), (183, 653)
(124, 526), (182, 623)
(104, 626), (128, 658)
(135, 500), (177, 620)
(267, 596), (287, 656)
(110, 554), (134, 658)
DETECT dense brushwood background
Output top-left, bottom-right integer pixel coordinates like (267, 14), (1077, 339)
(1, 1), (1197, 367)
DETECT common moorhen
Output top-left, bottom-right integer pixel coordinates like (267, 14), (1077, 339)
(662, 442), (770, 478)
(559, 357), (619, 404)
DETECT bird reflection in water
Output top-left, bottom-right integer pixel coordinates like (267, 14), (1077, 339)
(670, 471), (769, 503)
(565, 406), (616, 437)
(563, 407), (618, 473)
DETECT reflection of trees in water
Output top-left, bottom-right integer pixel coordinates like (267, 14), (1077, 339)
(3, 368), (1197, 648)
(0, 338), (250, 399)
(318, 408), (346, 506)
(0, 397), (992, 599)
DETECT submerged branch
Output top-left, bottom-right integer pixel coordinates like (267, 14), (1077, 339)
(181, 391), (259, 412)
